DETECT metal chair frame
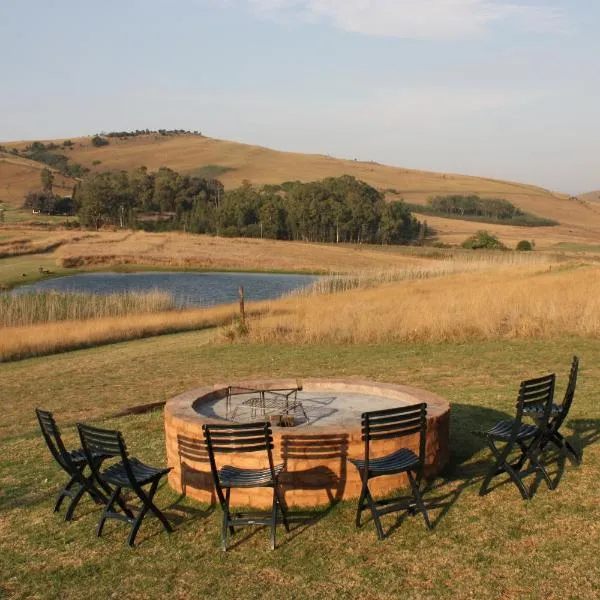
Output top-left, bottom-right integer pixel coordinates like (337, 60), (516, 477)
(35, 408), (107, 521)
(203, 421), (289, 550)
(349, 403), (431, 541)
(77, 423), (172, 547)
(478, 374), (556, 500)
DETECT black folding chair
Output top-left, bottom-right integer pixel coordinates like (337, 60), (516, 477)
(77, 423), (173, 547)
(348, 404), (431, 541)
(545, 356), (581, 464)
(35, 408), (107, 521)
(203, 421), (289, 551)
(477, 374), (556, 500)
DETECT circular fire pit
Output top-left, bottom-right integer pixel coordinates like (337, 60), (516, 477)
(164, 379), (450, 508)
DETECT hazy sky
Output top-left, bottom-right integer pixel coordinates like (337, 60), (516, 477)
(1, 0), (598, 193)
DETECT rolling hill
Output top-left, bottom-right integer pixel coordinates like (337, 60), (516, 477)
(2, 133), (600, 247)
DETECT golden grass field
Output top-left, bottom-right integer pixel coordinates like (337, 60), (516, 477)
(249, 261), (600, 345)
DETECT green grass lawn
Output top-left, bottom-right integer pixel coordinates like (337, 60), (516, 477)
(1, 334), (599, 599)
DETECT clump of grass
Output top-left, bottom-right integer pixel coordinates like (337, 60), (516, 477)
(0, 290), (175, 327)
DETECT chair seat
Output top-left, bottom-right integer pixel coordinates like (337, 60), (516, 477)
(523, 403), (562, 418)
(486, 420), (539, 440)
(101, 458), (170, 487)
(349, 448), (420, 476)
(219, 463), (284, 488)
(67, 448), (88, 465)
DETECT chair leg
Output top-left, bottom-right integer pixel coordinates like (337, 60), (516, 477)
(97, 486), (121, 537)
(270, 488), (278, 551)
(524, 445), (554, 491)
(407, 471), (432, 530)
(54, 476), (77, 513)
(564, 440), (581, 465)
(64, 485), (87, 522)
(138, 480), (172, 534)
(355, 479), (368, 528)
(221, 488), (233, 552)
(550, 431), (581, 466)
(364, 485), (385, 541)
(127, 479), (172, 548)
(274, 486), (290, 533)
(480, 440), (530, 500)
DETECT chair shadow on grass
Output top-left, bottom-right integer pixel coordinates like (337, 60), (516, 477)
(381, 406), (600, 537)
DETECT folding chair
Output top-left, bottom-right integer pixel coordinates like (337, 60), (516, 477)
(544, 356), (581, 464)
(477, 374), (556, 500)
(348, 403), (431, 541)
(77, 423), (173, 547)
(35, 408), (107, 521)
(203, 421), (289, 551)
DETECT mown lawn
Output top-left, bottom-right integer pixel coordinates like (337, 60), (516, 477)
(1, 333), (599, 599)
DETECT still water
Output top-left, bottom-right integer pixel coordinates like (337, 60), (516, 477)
(15, 271), (317, 308)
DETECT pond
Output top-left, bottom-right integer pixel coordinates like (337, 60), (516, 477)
(14, 271), (318, 308)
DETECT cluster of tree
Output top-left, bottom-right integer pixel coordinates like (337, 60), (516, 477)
(406, 195), (557, 227)
(15, 141), (89, 178)
(103, 129), (202, 138)
(73, 168), (428, 244)
(215, 177), (426, 244)
(21, 168), (76, 215)
(23, 191), (76, 215)
(91, 135), (109, 147)
(73, 166), (223, 230)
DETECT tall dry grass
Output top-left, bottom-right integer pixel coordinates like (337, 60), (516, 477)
(1, 290), (175, 327)
(293, 252), (552, 296)
(248, 263), (600, 344)
(0, 302), (267, 362)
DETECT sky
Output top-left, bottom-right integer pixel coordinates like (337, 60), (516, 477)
(0, 0), (598, 193)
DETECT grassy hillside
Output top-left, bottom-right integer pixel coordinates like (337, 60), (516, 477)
(3, 133), (600, 245)
(0, 154), (76, 207)
(579, 190), (600, 203)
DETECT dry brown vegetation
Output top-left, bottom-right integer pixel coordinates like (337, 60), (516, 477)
(52, 230), (433, 272)
(0, 290), (174, 327)
(0, 301), (262, 361)
(245, 261), (600, 344)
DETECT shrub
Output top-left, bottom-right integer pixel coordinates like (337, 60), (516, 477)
(91, 135), (109, 147)
(516, 240), (534, 251)
(461, 231), (507, 250)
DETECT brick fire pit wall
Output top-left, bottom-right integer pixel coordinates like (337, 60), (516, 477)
(164, 379), (450, 509)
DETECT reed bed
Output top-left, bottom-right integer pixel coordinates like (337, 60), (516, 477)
(294, 252), (552, 296)
(0, 302), (268, 362)
(0, 290), (175, 327)
(249, 263), (600, 344)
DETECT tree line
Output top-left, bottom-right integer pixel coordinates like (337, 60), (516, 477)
(405, 194), (557, 227)
(70, 168), (428, 244)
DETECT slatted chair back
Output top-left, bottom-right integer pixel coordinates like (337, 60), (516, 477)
(78, 423), (131, 483)
(202, 422), (276, 486)
(361, 404), (427, 470)
(36, 408), (73, 471)
(552, 356), (579, 431)
(514, 373), (556, 430)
